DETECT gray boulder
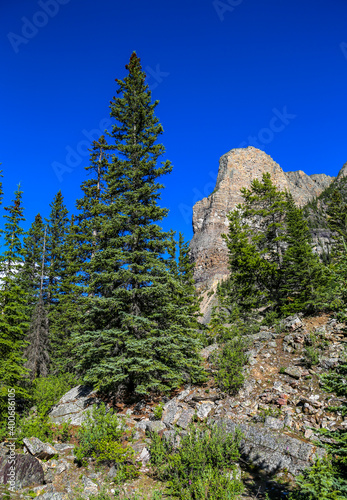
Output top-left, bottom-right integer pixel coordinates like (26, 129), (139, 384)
(0, 454), (44, 490)
(49, 385), (98, 425)
(23, 437), (58, 460)
(215, 418), (325, 475)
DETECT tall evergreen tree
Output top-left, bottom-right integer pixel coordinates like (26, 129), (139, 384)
(0, 185), (29, 415)
(75, 53), (204, 396)
(21, 213), (45, 309)
(326, 189), (347, 259)
(45, 190), (70, 306)
(280, 192), (327, 315)
(24, 296), (50, 380)
(222, 173), (286, 315)
(49, 214), (81, 373)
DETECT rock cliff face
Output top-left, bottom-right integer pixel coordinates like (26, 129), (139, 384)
(190, 147), (335, 297)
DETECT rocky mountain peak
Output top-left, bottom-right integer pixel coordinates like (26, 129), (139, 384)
(189, 147), (336, 320)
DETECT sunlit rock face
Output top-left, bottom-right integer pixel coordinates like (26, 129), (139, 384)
(189, 147), (335, 321)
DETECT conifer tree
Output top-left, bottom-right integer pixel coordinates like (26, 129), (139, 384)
(45, 190), (70, 305)
(75, 53), (204, 395)
(280, 192), (327, 315)
(49, 215), (81, 373)
(24, 296), (50, 380)
(21, 213), (45, 309)
(327, 189), (347, 259)
(222, 173), (286, 316)
(0, 185), (29, 415)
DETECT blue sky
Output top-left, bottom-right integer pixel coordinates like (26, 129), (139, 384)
(1, 0), (347, 241)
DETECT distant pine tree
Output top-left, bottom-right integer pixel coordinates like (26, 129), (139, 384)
(280, 192), (327, 315)
(45, 190), (70, 306)
(75, 53), (204, 396)
(222, 173), (286, 317)
(24, 296), (50, 380)
(21, 213), (45, 310)
(0, 185), (29, 415)
(49, 215), (81, 373)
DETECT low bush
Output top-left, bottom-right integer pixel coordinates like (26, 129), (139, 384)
(153, 402), (164, 420)
(150, 422), (243, 499)
(75, 403), (137, 480)
(31, 373), (78, 416)
(212, 337), (248, 395)
(289, 456), (346, 500)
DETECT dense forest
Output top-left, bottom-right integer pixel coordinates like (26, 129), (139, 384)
(1, 53), (347, 499)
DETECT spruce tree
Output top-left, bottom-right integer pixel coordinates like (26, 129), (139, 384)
(21, 213), (45, 309)
(0, 185), (29, 415)
(280, 192), (327, 315)
(222, 173), (286, 316)
(75, 53), (204, 396)
(49, 214), (81, 373)
(45, 190), (70, 305)
(24, 296), (50, 380)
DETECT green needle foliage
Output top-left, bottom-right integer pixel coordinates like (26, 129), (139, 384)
(280, 192), (327, 315)
(75, 53), (204, 396)
(0, 185), (29, 416)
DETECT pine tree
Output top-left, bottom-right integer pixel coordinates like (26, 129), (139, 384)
(222, 173), (286, 317)
(21, 213), (45, 309)
(0, 185), (29, 415)
(280, 192), (327, 315)
(45, 190), (70, 306)
(49, 214), (81, 373)
(75, 53), (204, 396)
(326, 189), (347, 262)
(24, 296), (50, 380)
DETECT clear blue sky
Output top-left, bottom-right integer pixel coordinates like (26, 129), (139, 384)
(1, 0), (347, 241)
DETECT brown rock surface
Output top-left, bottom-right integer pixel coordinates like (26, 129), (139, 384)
(190, 147), (335, 307)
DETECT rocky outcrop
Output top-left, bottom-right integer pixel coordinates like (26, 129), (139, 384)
(49, 385), (98, 425)
(189, 147), (335, 303)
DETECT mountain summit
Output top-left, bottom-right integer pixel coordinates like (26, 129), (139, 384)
(190, 147), (335, 296)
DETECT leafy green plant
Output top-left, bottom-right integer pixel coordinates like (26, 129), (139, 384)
(31, 373), (78, 416)
(212, 337), (248, 395)
(153, 402), (164, 420)
(305, 346), (320, 367)
(16, 412), (55, 446)
(289, 456), (346, 499)
(258, 406), (282, 421)
(150, 422), (243, 499)
(279, 366), (286, 374)
(75, 403), (135, 472)
(58, 420), (73, 442)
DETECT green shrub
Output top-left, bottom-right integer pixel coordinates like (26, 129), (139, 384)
(212, 337), (248, 395)
(304, 346), (320, 367)
(150, 422), (243, 499)
(16, 412), (55, 446)
(31, 373), (78, 416)
(289, 457), (346, 500)
(75, 403), (135, 470)
(153, 402), (164, 420)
